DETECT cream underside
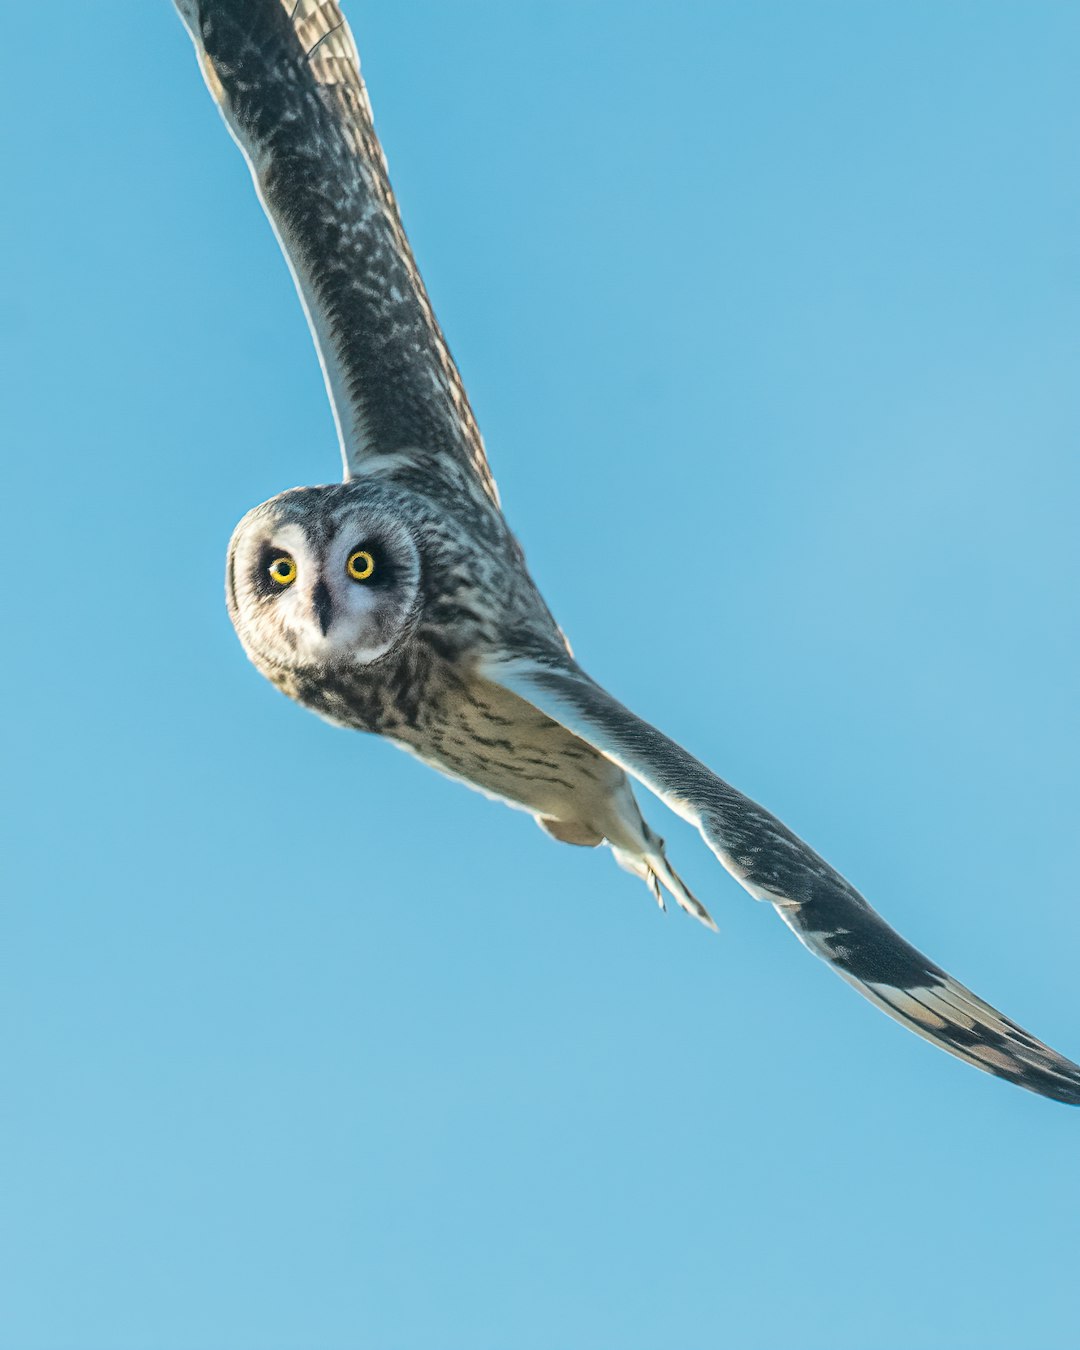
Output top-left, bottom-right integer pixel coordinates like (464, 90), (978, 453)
(391, 678), (716, 927)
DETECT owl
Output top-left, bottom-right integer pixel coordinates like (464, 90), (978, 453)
(174, 0), (1079, 1104)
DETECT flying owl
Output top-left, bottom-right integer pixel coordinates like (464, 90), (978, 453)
(173, 0), (1079, 1104)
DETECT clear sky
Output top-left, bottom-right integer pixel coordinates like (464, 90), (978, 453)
(3, 3), (1079, 1348)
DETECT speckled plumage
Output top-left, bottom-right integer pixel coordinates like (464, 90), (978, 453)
(175, 0), (1080, 1105)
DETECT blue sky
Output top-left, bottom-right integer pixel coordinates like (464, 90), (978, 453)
(3, 2), (1079, 1347)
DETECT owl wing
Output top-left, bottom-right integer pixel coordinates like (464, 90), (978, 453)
(480, 653), (1080, 1105)
(174, 0), (497, 502)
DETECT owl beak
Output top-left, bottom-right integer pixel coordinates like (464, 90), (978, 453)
(312, 579), (334, 636)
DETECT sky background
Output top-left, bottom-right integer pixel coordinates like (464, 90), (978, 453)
(2, 2), (1079, 1347)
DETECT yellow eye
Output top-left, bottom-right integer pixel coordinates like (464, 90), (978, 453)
(347, 549), (375, 581)
(268, 555), (297, 586)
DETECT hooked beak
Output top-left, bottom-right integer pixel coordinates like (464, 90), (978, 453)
(312, 579), (334, 636)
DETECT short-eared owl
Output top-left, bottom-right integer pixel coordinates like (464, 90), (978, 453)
(174, 0), (1079, 1104)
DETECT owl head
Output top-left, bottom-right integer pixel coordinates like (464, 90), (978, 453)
(226, 483), (423, 671)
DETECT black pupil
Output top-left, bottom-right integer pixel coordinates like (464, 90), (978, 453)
(274, 560), (289, 576)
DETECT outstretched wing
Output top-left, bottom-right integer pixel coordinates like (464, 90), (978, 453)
(174, 0), (497, 501)
(482, 653), (1080, 1105)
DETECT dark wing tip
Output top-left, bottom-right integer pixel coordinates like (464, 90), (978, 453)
(777, 900), (1080, 1106)
(877, 979), (1080, 1106)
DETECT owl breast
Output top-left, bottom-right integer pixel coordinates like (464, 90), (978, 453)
(282, 647), (632, 845)
(399, 674), (627, 832)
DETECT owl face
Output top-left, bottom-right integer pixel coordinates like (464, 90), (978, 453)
(226, 485), (423, 671)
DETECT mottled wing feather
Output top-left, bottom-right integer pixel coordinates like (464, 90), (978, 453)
(174, 0), (497, 500)
(482, 654), (1080, 1105)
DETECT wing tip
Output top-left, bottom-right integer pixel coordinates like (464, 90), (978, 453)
(988, 1057), (1080, 1107)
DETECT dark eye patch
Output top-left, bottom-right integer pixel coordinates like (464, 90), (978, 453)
(350, 542), (397, 588)
(255, 543), (295, 595)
